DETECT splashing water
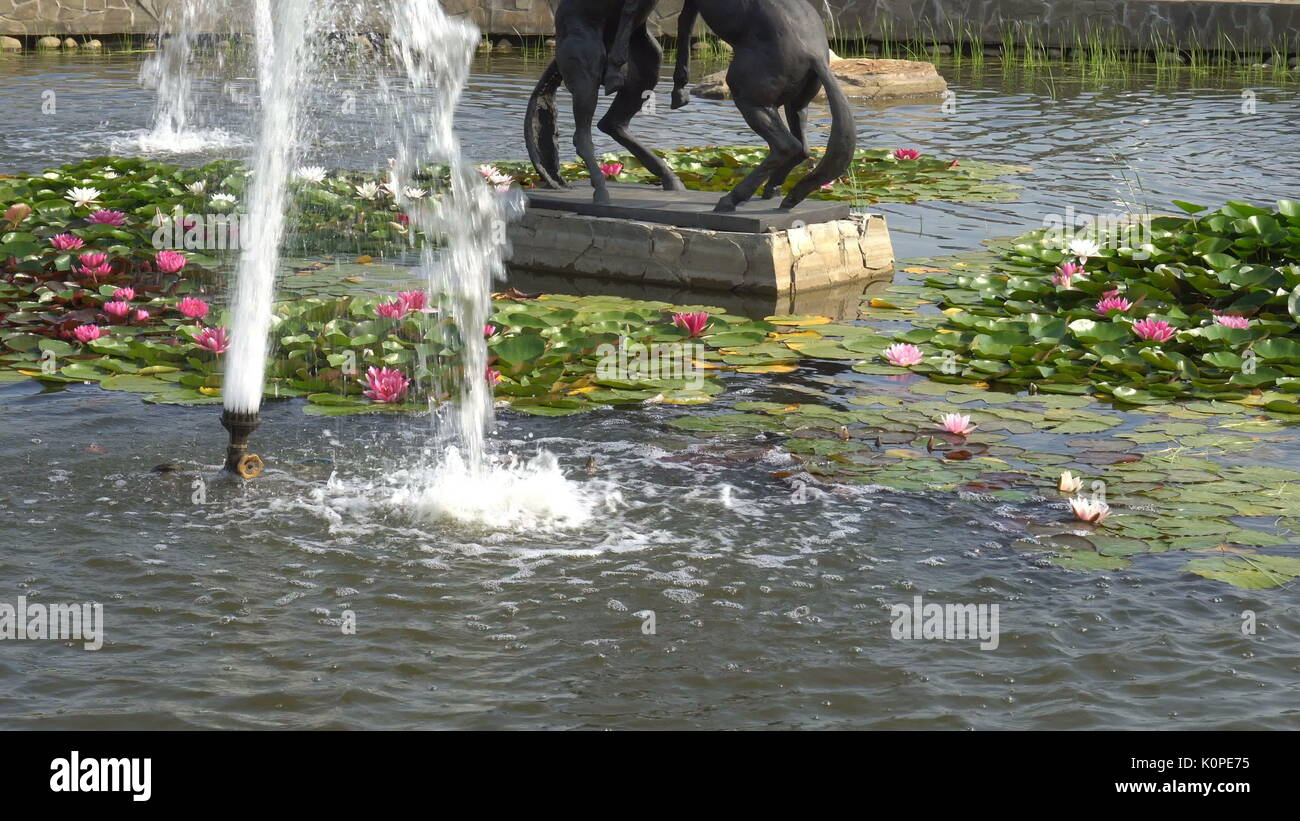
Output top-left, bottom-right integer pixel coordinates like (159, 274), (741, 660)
(375, 1), (586, 528)
(383, 0), (521, 469)
(136, 0), (246, 153)
(389, 449), (594, 530)
(212, 0), (592, 529)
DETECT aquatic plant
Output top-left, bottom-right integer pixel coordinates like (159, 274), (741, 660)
(194, 325), (230, 354)
(177, 297), (210, 319)
(887, 199), (1300, 408)
(883, 343), (923, 367)
(1069, 496), (1111, 524)
(672, 311), (710, 337)
(360, 365), (410, 403)
(937, 412), (976, 435)
(492, 145), (1027, 206)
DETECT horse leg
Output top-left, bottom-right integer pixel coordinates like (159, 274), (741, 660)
(604, 0), (657, 94)
(715, 101), (803, 213)
(597, 32), (685, 191)
(671, 0), (698, 109)
(761, 77), (818, 199)
(559, 44), (611, 205)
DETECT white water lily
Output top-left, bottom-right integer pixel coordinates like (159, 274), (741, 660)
(1058, 471), (1084, 493)
(354, 181), (382, 200)
(65, 187), (102, 209)
(210, 193), (238, 208)
(295, 166), (327, 184)
(98, 170), (119, 179)
(185, 180), (206, 195)
(1069, 496), (1110, 524)
(402, 186), (428, 199)
(1068, 238), (1102, 262)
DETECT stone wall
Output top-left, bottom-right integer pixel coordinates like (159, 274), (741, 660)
(3, 0), (1299, 51)
(0, 0), (162, 37)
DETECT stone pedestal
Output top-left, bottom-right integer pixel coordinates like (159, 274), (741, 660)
(506, 200), (894, 296)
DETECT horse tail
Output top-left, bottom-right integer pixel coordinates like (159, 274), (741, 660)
(781, 57), (856, 209)
(525, 58), (567, 189)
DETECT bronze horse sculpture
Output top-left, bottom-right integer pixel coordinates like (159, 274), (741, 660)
(608, 0), (856, 213)
(524, 0), (685, 204)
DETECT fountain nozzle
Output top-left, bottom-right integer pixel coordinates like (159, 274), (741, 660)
(220, 409), (264, 479)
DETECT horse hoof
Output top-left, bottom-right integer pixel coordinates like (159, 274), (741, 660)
(593, 192), (612, 206)
(713, 199), (736, 213)
(760, 188), (778, 200)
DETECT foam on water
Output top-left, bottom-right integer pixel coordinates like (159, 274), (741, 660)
(279, 448), (602, 540)
(388, 448), (595, 531)
(119, 128), (251, 155)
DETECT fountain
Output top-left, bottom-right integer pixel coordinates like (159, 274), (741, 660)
(219, 0), (321, 476)
(136, 0), (247, 154)
(216, 0), (516, 483)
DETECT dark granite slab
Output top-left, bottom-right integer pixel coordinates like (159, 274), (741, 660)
(524, 183), (851, 233)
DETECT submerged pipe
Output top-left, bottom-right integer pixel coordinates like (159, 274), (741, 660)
(220, 408), (263, 478)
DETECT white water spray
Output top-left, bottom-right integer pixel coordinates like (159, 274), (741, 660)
(383, 0), (518, 470)
(208, 0), (592, 526)
(223, 1), (321, 413)
(136, 0), (246, 153)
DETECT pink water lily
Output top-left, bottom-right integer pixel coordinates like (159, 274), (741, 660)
(4, 203), (31, 225)
(397, 290), (426, 311)
(1069, 496), (1111, 524)
(1052, 261), (1084, 288)
(154, 250), (187, 274)
(361, 366), (410, 403)
(937, 413), (976, 436)
(600, 162), (624, 179)
(1095, 295), (1132, 315)
(376, 300), (408, 319)
(76, 259), (113, 282)
(113, 286), (134, 301)
(883, 343), (924, 367)
(1213, 314), (1250, 329)
(103, 300), (130, 322)
(133, 309), (150, 322)
(177, 297), (210, 319)
(1133, 318), (1176, 342)
(86, 209), (127, 226)
(50, 233), (85, 252)
(194, 325), (230, 354)
(486, 367), (503, 386)
(484, 324), (497, 337)
(672, 311), (710, 337)
(73, 324), (103, 343)
(893, 148), (922, 161)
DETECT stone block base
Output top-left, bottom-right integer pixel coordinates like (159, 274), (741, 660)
(506, 210), (894, 296)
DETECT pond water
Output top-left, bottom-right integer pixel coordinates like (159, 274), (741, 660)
(1, 52), (1298, 729)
